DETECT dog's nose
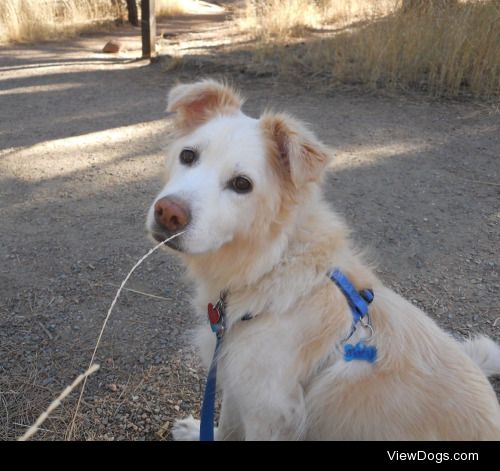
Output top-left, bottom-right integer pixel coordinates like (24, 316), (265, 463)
(154, 197), (191, 232)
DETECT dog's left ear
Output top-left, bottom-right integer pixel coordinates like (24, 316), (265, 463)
(261, 112), (331, 187)
(167, 80), (243, 132)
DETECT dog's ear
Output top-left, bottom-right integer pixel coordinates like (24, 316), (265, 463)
(261, 112), (330, 188)
(167, 80), (243, 132)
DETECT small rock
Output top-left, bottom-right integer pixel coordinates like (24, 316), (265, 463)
(162, 32), (178, 39)
(102, 40), (122, 53)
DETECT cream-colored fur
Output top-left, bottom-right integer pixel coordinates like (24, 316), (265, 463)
(147, 80), (500, 441)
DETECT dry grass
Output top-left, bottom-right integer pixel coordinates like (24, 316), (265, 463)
(156, 0), (224, 17)
(240, 0), (500, 98)
(240, 0), (395, 40)
(66, 235), (183, 440)
(0, 0), (121, 44)
(156, 0), (195, 16)
(19, 364), (99, 441)
(0, 1), (226, 44)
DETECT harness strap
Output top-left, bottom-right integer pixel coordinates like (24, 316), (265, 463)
(328, 269), (373, 323)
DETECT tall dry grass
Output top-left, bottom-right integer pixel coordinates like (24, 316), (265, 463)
(0, 1), (223, 43)
(0, 0), (121, 44)
(241, 0), (500, 98)
(156, 0), (190, 16)
(240, 0), (396, 39)
(156, 0), (222, 17)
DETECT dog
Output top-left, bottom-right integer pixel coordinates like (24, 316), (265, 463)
(146, 79), (500, 440)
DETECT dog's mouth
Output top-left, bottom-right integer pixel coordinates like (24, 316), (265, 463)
(150, 228), (184, 252)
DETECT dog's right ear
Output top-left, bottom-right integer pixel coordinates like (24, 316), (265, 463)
(261, 112), (330, 189)
(167, 80), (243, 132)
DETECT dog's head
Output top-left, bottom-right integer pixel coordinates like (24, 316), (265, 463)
(146, 80), (330, 256)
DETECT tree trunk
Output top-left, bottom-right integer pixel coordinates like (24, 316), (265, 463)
(126, 0), (139, 26)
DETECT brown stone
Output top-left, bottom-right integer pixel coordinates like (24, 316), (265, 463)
(102, 40), (122, 53)
(162, 32), (178, 39)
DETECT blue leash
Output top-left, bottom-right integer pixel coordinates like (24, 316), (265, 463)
(199, 295), (226, 441)
(198, 270), (376, 440)
(199, 335), (221, 441)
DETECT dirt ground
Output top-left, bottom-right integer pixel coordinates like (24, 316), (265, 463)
(1, 5), (499, 441)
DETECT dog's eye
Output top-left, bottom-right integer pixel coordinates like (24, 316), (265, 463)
(231, 176), (253, 194)
(179, 148), (198, 166)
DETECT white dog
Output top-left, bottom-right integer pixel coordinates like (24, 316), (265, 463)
(146, 80), (500, 440)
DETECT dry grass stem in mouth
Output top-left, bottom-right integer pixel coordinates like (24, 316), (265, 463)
(62, 233), (183, 440)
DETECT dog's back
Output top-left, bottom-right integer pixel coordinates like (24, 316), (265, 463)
(305, 286), (500, 440)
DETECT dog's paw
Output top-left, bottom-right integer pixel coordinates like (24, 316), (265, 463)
(172, 415), (200, 441)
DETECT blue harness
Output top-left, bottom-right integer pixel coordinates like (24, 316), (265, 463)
(199, 269), (376, 441)
(328, 269), (377, 363)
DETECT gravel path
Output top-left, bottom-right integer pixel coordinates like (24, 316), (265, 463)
(0, 10), (499, 440)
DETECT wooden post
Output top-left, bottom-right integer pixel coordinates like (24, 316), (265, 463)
(141, 0), (156, 59)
